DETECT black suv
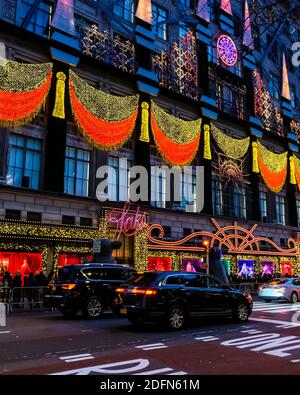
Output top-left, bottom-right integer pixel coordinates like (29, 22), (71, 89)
(113, 271), (253, 329)
(45, 264), (136, 319)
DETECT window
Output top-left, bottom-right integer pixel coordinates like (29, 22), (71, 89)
(27, 212), (42, 222)
(17, 0), (51, 37)
(233, 13), (243, 38)
(113, 0), (134, 22)
(183, 228), (191, 237)
(7, 134), (42, 190)
(267, 35), (279, 64)
(64, 147), (90, 197)
(252, 25), (260, 51)
(182, 274), (203, 287)
(181, 169), (197, 212)
(62, 215), (75, 225)
(179, 22), (189, 39)
(5, 209), (21, 220)
(152, 4), (167, 40)
(259, 191), (268, 221)
(151, 167), (166, 208)
(269, 73), (280, 99)
(80, 217), (92, 227)
(179, 0), (190, 7)
(108, 156), (132, 201)
(296, 200), (300, 227)
(291, 86), (297, 110)
(275, 195), (286, 225)
(165, 275), (182, 285)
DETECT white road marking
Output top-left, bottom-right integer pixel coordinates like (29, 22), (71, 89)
(135, 343), (168, 350)
(59, 353), (95, 363)
(0, 331), (11, 334)
(291, 359), (300, 363)
(134, 368), (174, 375)
(249, 317), (300, 327)
(194, 336), (219, 341)
(241, 330), (263, 334)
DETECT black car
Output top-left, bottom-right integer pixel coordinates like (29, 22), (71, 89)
(45, 263), (136, 319)
(113, 271), (253, 329)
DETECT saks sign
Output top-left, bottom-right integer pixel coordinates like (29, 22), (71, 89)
(107, 202), (148, 240)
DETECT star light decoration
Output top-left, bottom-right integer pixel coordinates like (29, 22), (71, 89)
(217, 35), (238, 67)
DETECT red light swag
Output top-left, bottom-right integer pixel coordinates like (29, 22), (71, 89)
(150, 101), (201, 167)
(0, 60), (53, 127)
(257, 141), (288, 193)
(69, 71), (139, 150)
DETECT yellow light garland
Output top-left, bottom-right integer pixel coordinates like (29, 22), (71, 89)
(139, 102), (150, 142)
(257, 141), (287, 173)
(211, 124), (250, 159)
(290, 156), (297, 185)
(0, 60), (52, 92)
(203, 124), (212, 160)
(252, 141), (259, 173)
(151, 100), (201, 144)
(52, 71), (66, 119)
(70, 70), (139, 122)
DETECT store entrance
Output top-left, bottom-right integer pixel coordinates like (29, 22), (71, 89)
(0, 252), (42, 285)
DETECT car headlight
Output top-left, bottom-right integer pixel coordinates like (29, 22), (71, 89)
(243, 292), (253, 303)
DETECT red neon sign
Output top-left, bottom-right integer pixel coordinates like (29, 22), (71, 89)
(107, 202), (148, 240)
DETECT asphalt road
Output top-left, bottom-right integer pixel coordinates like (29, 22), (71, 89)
(1, 300), (300, 375)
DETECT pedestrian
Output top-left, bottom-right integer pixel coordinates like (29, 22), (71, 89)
(208, 241), (229, 285)
(12, 270), (22, 307)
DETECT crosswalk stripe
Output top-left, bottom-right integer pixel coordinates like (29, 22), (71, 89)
(142, 346), (168, 350)
(135, 343), (165, 349)
(249, 317), (300, 326)
(64, 356), (95, 363)
(60, 353), (92, 360)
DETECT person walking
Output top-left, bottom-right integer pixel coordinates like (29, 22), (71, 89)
(208, 241), (229, 285)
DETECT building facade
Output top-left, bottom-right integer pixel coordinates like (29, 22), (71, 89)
(0, 0), (300, 279)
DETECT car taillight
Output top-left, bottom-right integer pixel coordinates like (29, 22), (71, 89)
(61, 283), (76, 290)
(128, 288), (157, 295)
(116, 288), (126, 294)
(274, 287), (285, 292)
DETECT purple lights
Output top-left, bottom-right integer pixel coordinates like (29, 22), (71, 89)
(217, 35), (238, 67)
(182, 258), (204, 272)
(262, 261), (275, 275)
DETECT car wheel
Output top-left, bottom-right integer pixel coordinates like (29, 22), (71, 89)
(233, 303), (249, 323)
(127, 313), (143, 326)
(166, 304), (186, 330)
(82, 296), (104, 319)
(290, 292), (298, 304)
(58, 308), (78, 318)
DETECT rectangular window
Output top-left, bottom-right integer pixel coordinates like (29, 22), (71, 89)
(269, 73), (280, 99)
(17, 0), (51, 37)
(108, 156), (132, 201)
(64, 147), (90, 197)
(179, 22), (189, 39)
(296, 200), (300, 227)
(5, 209), (21, 220)
(181, 168), (197, 213)
(275, 195), (286, 225)
(7, 134), (42, 190)
(152, 4), (167, 40)
(80, 217), (93, 227)
(259, 191), (268, 221)
(27, 212), (42, 222)
(62, 215), (75, 225)
(113, 0), (134, 22)
(151, 167), (166, 208)
(291, 85), (297, 110)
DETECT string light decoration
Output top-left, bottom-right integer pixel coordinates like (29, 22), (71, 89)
(150, 101), (201, 166)
(134, 230), (148, 271)
(257, 141), (287, 193)
(0, 242), (49, 271)
(0, 220), (99, 241)
(217, 35), (238, 67)
(69, 70), (139, 150)
(211, 124), (250, 159)
(290, 156), (297, 185)
(0, 60), (52, 127)
(293, 154), (300, 191)
(53, 245), (93, 270)
(252, 141), (259, 173)
(203, 124), (212, 160)
(139, 102), (150, 142)
(52, 71), (66, 119)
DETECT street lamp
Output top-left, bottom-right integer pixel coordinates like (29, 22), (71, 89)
(203, 240), (210, 275)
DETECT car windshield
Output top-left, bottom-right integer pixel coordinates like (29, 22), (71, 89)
(267, 279), (288, 286)
(128, 272), (159, 286)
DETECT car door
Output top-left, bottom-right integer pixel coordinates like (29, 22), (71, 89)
(292, 279), (300, 298)
(201, 275), (232, 315)
(180, 274), (209, 316)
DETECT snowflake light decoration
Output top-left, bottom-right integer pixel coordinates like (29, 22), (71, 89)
(217, 35), (238, 67)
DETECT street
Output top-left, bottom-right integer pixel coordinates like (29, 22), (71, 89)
(1, 300), (300, 375)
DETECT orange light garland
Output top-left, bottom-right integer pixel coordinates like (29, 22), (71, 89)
(69, 82), (138, 150)
(0, 70), (52, 127)
(258, 151), (287, 193)
(151, 113), (200, 167)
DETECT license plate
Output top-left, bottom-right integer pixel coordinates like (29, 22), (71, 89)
(120, 307), (127, 315)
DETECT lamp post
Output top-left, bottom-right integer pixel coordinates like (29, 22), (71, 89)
(203, 240), (210, 275)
